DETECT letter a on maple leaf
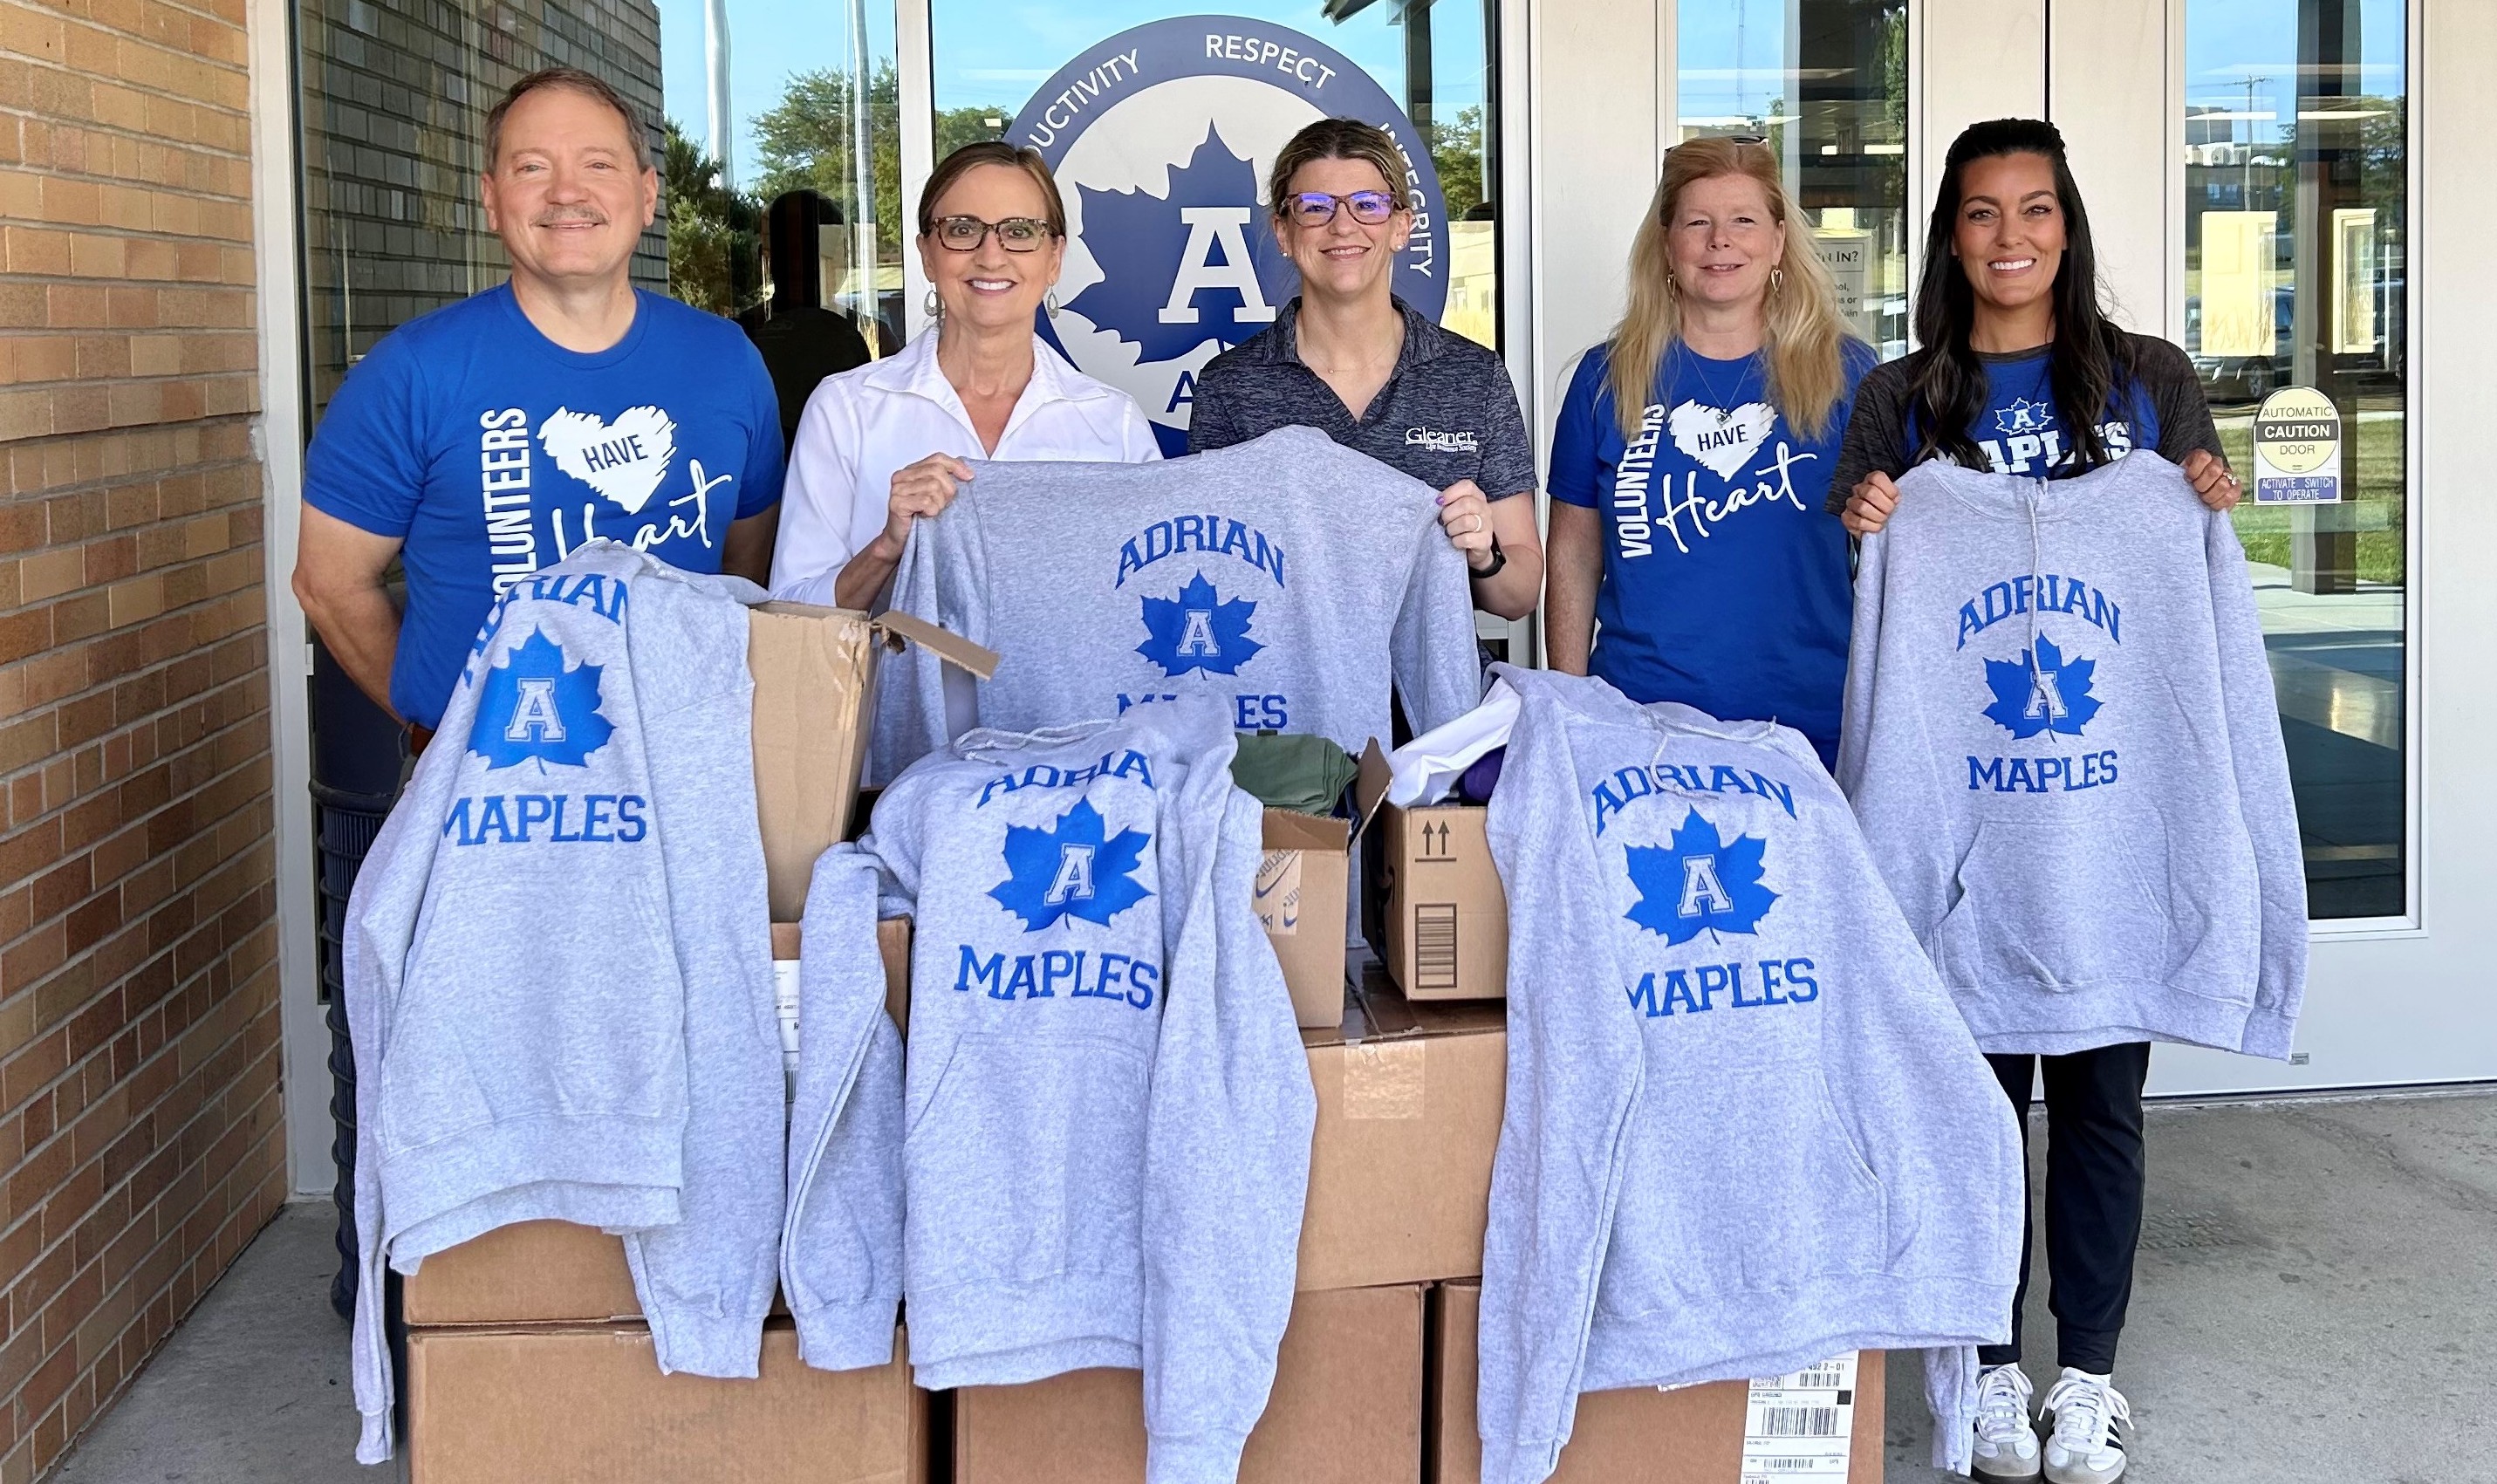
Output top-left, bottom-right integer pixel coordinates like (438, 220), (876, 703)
(990, 797), (1154, 932)
(1137, 571), (1262, 677)
(1624, 809), (1778, 945)
(469, 627), (616, 771)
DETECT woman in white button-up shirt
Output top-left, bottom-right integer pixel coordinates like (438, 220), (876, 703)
(770, 143), (1160, 610)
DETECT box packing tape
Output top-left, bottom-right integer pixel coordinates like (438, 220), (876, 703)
(1342, 1039), (1426, 1120)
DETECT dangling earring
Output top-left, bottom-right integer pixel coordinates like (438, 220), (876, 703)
(1769, 266), (1786, 296)
(923, 287), (941, 318)
(1665, 274), (1679, 298)
(1044, 291), (1060, 318)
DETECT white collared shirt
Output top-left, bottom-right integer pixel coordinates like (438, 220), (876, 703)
(768, 330), (1161, 605)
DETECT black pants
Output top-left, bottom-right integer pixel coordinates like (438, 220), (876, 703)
(1980, 1042), (2151, 1374)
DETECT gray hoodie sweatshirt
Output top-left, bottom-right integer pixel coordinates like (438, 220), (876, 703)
(1476, 667), (2024, 1484)
(845, 697), (1315, 1484)
(869, 425), (1481, 783)
(779, 843), (906, 1371)
(343, 544), (783, 1463)
(1835, 452), (2308, 1058)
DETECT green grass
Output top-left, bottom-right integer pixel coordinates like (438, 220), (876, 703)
(2220, 414), (2406, 585)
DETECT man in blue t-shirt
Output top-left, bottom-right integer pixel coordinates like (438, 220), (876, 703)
(293, 66), (783, 739)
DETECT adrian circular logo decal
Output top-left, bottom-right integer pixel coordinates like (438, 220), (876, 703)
(1008, 16), (1448, 456)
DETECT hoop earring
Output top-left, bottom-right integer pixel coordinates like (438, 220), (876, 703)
(1044, 291), (1059, 318)
(923, 287), (941, 318)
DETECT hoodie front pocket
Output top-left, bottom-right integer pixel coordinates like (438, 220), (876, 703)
(904, 1031), (1149, 1288)
(1934, 813), (2171, 994)
(1600, 1059), (1888, 1310)
(379, 872), (684, 1152)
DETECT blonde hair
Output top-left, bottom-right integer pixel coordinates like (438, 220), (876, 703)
(1266, 118), (1413, 216)
(1608, 138), (1859, 440)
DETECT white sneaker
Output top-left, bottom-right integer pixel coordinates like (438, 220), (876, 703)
(1969, 1363), (2042, 1481)
(2039, 1368), (2131, 1484)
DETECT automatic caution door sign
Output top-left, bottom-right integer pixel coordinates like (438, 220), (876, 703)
(2251, 387), (2343, 504)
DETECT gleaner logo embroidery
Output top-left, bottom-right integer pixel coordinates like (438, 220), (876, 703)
(1406, 426), (1480, 454)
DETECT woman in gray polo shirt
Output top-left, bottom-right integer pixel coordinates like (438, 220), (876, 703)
(1187, 119), (1543, 620)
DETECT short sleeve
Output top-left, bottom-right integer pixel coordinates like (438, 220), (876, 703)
(1473, 359), (1537, 500)
(1826, 358), (1917, 515)
(1546, 349), (1609, 509)
(1186, 361), (1246, 454)
(735, 346), (786, 518)
(2134, 334), (2225, 467)
(303, 331), (432, 540)
(770, 380), (866, 604)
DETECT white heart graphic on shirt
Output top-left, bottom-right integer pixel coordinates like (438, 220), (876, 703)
(1667, 400), (1777, 482)
(538, 406), (680, 515)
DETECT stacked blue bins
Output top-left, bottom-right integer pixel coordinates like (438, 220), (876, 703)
(309, 639), (404, 1320)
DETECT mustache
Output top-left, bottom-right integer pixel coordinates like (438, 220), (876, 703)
(531, 208), (608, 227)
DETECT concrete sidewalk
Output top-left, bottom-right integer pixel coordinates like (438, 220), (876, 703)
(44, 1089), (2497, 1483)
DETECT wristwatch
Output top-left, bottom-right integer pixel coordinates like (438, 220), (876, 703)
(1469, 537), (1507, 580)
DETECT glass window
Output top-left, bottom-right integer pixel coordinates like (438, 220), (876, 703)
(293, 0), (906, 429)
(2183, 0), (2407, 919)
(1678, 1), (1909, 359)
(927, 1), (1500, 455)
(653, 0), (906, 345)
(294, 0), (674, 420)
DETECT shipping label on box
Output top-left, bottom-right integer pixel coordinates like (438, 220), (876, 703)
(1426, 1282), (1886, 1484)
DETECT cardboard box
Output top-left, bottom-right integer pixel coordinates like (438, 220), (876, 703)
(402, 918), (911, 1327)
(407, 1322), (926, 1484)
(749, 601), (995, 922)
(1255, 809), (1352, 1028)
(1427, 1282), (1885, 1484)
(1295, 971), (1505, 1292)
(954, 1283), (1424, 1484)
(1356, 744), (1508, 1002)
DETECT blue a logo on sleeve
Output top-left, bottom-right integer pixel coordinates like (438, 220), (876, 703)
(1624, 808), (1777, 945)
(469, 628), (614, 770)
(990, 797), (1155, 931)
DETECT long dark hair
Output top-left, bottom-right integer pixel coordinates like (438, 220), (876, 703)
(1907, 119), (2136, 474)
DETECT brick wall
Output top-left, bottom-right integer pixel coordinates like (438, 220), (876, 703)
(0, 0), (286, 1473)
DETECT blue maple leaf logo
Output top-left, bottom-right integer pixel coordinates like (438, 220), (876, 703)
(1137, 571), (1263, 677)
(989, 797), (1154, 933)
(1064, 125), (1296, 366)
(1624, 809), (1778, 945)
(1981, 633), (2103, 738)
(468, 627), (616, 771)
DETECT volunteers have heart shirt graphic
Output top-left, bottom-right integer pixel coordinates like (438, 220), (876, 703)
(539, 406), (680, 514)
(1667, 400), (1776, 482)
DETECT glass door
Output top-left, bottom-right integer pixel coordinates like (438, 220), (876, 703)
(2180, 0), (2410, 921)
(1673, 1), (1911, 359)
